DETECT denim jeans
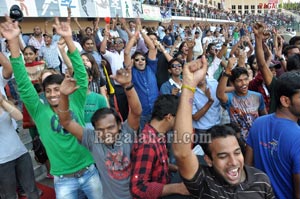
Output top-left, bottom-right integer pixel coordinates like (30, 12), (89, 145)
(0, 152), (39, 199)
(54, 164), (103, 199)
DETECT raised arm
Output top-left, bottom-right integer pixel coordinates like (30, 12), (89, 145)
(57, 76), (84, 141)
(100, 24), (110, 54)
(0, 52), (12, 79)
(124, 34), (137, 68)
(137, 19), (156, 60)
(173, 57), (208, 180)
(216, 57), (236, 104)
(57, 38), (73, 75)
(110, 66), (142, 130)
(0, 92), (23, 121)
(253, 23), (273, 87)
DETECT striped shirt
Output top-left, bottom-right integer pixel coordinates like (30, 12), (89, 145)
(181, 165), (274, 199)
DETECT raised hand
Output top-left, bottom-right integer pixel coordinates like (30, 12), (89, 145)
(57, 38), (67, 50)
(252, 22), (270, 40)
(53, 17), (72, 38)
(225, 57), (237, 73)
(182, 56), (208, 88)
(60, 75), (79, 96)
(110, 66), (132, 87)
(0, 15), (20, 41)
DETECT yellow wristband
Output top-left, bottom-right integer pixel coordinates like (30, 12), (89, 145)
(181, 85), (196, 93)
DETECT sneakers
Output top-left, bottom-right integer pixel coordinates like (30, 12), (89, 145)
(46, 173), (54, 179)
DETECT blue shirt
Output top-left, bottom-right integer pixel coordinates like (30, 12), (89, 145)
(160, 78), (181, 97)
(247, 113), (300, 199)
(192, 78), (221, 130)
(132, 58), (159, 116)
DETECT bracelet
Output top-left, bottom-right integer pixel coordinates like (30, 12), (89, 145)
(125, 84), (134, 91)
(57, 108), (70, 113)
(181, 85), (196, 93)
(223, 72), (231, 77)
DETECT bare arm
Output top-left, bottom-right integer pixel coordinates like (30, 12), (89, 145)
(58, 76), (84, 141)
(57, 38), (73, 75)
(192, 87), (214, 121)
(156, 41), (173, 62)
(293, 174), (300, 199)
(173, 57), (208, 180)
(100, 24), (110, 54)
(161, 183), (189, 196)
(120, 18), (133, 39)
(253, 23), (273, 87)
(0, 94), (23, 121)
(124, 35), (137, 68)
(0, 52), (13, 79)
(217, 57), (236, 104)
(137, 19), (156, 60)
(110, 67), (142, 130)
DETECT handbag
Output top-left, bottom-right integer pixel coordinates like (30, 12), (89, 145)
(32, 136), (48, 164)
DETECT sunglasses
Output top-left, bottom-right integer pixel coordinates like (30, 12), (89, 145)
(134, 58), (145, 62)
(171, 63), (182, 68)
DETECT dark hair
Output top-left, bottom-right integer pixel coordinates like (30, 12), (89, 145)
(283, 45), (298, 57)
(131, 51), (145, 60)
(206, 43), (215, 52)
(178, 41), (187, 53)
(85, 27), (92, 33)
(276, 71), (300, 108)
(81, 36), (93, 48)
(91, 108), (121, 127)
(286, 54), (300, 71)
(81, 53), (100, 80)
(200, 125), (238, 159)
(42, 74), (64, 91)
(168, 58), (183, 69)
(229, 67), (248, 82)
(24, 45), (38, 54)
(147, 32), (158, 39)
(247, 54), (257, 76)
(151, 94), (179, 121)
(289, 36), (300, 45)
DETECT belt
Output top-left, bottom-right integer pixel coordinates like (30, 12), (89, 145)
(60, 165), (91, 178)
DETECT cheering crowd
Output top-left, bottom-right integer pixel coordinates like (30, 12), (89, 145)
(0, 7), (300, 199)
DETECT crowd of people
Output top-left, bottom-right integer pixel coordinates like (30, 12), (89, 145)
(0, 6), (300, 199)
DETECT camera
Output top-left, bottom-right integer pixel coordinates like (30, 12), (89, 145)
(10, 5), (23, 22)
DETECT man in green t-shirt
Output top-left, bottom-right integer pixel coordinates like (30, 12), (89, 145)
(1, 16), (103, 198)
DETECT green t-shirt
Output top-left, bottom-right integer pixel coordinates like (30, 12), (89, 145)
(10, 49), (94, 175)
(84, 92), (107, 124)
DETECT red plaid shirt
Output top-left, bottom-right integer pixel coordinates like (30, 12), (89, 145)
(130, 124), (169, 199)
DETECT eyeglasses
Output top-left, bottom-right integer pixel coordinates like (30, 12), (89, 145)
(171, 63), (182, 68)
(114, 40), (123, 44)
(134, 58), (145, 62)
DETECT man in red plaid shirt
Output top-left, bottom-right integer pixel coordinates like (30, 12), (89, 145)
(130, 94), (190, 199)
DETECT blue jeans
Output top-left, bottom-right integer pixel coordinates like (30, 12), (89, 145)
(0, 152), (39, 199)
(54, 164), (103, 199)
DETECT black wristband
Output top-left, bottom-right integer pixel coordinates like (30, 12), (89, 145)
(223, 72), (231, 77)
(125, 84), (134, 91)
